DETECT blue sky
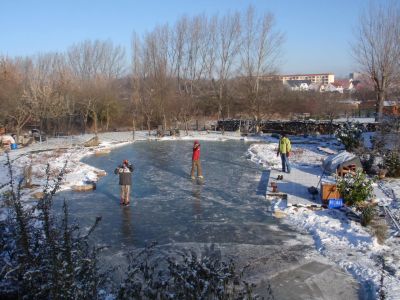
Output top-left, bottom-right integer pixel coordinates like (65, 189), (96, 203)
(1, 0), (371, 77)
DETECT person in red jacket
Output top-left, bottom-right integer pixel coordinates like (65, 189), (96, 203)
(191, 140), (203, 179)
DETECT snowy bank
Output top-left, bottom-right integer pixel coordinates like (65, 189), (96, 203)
(248, 138), (400, 299)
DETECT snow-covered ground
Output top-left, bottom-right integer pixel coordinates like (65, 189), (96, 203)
(248, 139), (400, 300)
(334, 117), (376, 123)
(1, 130), (400, 299)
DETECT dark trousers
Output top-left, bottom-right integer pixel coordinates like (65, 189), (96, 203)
(280, 153), (291, 173)
(191, 159), (203, 177)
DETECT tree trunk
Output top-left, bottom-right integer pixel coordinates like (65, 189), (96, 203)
(16, 126), (21, 144)
(92, 110), (98, 136)
(376, 89), (384, 122)
(67, 115), (72, 135)
(184, 118), (189, 135)
(147, 116), (151, 135)
(132, 118), (136, 140)
(106, 107), (110, 131)
(82, 113), (88, 134)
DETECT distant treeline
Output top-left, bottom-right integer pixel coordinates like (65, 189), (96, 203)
(0, 6), (359, 138)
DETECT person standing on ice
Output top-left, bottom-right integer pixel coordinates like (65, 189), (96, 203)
(191, 140), (203, 180)
(277, 133), (291, 173)
(114, 159), (134, 205)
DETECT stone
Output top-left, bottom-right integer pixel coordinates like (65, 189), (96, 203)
(95, 148), (110, 155)
(84, 136), (100, 147)
(72, 184), (94, 192)
(95, 170), (107, 177)
(32, 192), (45, 199)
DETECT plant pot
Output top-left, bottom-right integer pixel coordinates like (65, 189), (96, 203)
(378, 169), (387, 179)
(270, 182), (278, 192)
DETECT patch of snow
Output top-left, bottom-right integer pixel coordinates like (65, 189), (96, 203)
(250, 138), (400, 299)
(334, 117), (376, 123)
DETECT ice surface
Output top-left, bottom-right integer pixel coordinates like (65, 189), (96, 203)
(51, 140), (362, 299)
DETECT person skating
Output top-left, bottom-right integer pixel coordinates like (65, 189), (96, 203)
(277, 133), (291, 173)
(191, 140), (203, 180)
(114, 159), (134, 205)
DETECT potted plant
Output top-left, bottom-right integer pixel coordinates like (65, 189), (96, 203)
(337, 170), (376, 226)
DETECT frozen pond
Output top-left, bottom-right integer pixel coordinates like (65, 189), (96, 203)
(56, 140), (296, 248)
(54, 140), (364, 299)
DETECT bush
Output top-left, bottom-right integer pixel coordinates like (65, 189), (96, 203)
(0, 154), (110, 299)
(384, 151), (400, 177)
(360, 204), (375, 226)
(335, 122), (364, 151)
(370, 219), (388, 244)
(118, 243), (268, 299)
(358, 150), (386, 176)
(337, 169), (374, 206)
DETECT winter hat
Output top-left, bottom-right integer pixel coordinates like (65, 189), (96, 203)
(194, 140), (199, 145)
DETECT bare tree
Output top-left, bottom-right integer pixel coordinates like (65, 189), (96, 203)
(67, 39), (126, 81)
(27, 54), (73, 136)
(0, 57), (38, 140)
(212, 13), (241, 123)
(67, 40), (126, 134)
(352, 1), (400, 121)
(131, 32), (157, 135)
(239, 6), (284, 132)
(142, 26), (174, 130)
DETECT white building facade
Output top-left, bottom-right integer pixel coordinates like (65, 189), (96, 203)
(280, 73), (335, 85)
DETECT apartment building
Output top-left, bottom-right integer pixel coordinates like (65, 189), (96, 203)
(280, 73), (335, 85)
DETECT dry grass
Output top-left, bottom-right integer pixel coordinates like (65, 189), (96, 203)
(292, 148), (304, 156)
(54, 148), (66, 155)
(370, 218), (388, 245)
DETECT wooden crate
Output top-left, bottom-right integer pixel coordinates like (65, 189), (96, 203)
(320, 183), (341, 204)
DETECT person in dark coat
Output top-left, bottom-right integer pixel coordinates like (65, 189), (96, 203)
(114, 159), (134, 205)
(191, 140), (203, 179)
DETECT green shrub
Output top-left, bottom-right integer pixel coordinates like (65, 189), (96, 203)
(335, 122), (363, 151)
(337, 169), (374, 206)
(360, 205), (375, 226)
(384, 151), (400, 177)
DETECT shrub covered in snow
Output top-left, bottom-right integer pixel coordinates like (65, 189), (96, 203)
(117, 242), (267, 299)
(358, 151), (386, 176)
(337, 169), (374, 206)
(335, 122), (363, 151)
(0, 154), (111, 299)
